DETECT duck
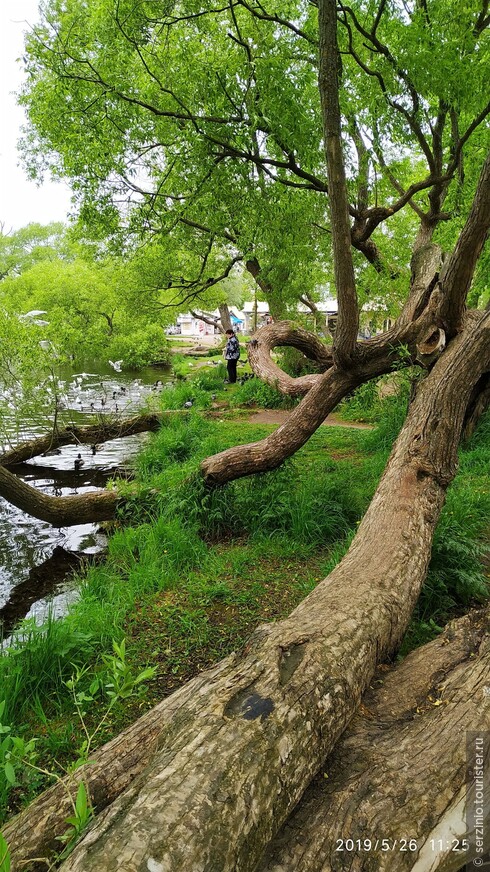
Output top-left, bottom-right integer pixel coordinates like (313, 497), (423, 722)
(74, 453), (84, 471)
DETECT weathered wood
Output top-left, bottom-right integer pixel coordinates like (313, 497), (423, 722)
(260, 607), (490, 871)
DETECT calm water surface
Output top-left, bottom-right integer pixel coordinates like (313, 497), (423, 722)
(0, 362), (170, 631)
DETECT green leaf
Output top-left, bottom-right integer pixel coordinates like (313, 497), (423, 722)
(3, 762), (16, 786)
(0, 832), (11, 872)
(75, 782), (89, 822)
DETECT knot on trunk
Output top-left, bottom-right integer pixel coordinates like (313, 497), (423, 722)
(416, 326), (446, 366)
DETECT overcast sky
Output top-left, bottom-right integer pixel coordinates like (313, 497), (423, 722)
(0, 0), (72, 232)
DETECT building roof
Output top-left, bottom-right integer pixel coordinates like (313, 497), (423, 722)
(242, 301), (270, 314)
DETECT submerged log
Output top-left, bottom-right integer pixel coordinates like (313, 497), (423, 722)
(0, 413), (162, 526)
(0, 414), (162, 467)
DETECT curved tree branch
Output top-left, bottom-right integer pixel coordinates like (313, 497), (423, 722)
(247, 322), (333, 397)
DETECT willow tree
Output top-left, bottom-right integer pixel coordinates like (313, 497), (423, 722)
(3, 0), (490, 869)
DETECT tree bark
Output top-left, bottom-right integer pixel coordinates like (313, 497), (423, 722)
(0, 465), (119, 526)
(260, 606), (490, 872)
(5, 605), (488, 872)
(438, 149), (490, 334)
(218, 303), (233, 333)
(318, 0), (359, 366)
(20, 314), (484, 872)
(247, 321), (332, 397)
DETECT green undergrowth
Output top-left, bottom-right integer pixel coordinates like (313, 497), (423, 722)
(0, 383), (489, 824)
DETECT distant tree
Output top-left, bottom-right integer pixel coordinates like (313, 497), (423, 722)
(0, 222), (68, 280)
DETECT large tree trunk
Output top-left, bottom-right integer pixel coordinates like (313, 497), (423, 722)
(4, 313), (482, 872)
(5, 604), (489, 872)
(260, 607), (490, 872)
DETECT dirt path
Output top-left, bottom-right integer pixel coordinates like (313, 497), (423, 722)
(246, 409), (373, 429)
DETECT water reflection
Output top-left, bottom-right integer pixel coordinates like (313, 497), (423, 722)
(0, 362), (170, 633)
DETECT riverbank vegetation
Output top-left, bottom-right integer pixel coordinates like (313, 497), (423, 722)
(1, 369), (489, 826)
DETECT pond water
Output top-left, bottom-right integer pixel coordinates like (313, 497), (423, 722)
(0, 362), (171, 634)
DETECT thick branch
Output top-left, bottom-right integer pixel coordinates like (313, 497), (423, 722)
(0, 465), (119, 526)
(318, 0), (359, 365)
(247, 321), (332, 397)
(438, 149), (490, 333)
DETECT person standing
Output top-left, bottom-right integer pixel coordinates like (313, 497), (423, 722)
(223, 329), (240, 383)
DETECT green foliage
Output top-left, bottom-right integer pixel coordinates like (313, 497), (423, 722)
(232, 378), (296, 410)
(56, 782), (92, 859)
(0, 222), (67, 280)
(0, 238), (173, 371)
(0, 701), (37, 817)
(0, 635), (156, 827)
(0, 309), (60, 439)
(0, 832), (10, 872)
(17, 0), (490, 329)
(159, 383), (212, 411)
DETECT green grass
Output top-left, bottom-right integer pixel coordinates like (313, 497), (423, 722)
(0, 375), (488, 823)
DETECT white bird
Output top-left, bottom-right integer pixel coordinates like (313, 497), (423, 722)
(108, 359), (123, 372)
(19, 310), (48, 319)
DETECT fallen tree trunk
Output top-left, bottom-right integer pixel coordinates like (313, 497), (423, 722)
(260, 607), (490, 871)
(0, 414), (161, 467)
(6, 314), (479, 872)
(0, 414), (162, 526)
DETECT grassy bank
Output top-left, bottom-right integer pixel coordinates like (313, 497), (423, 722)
(0, 368), (489, 824)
